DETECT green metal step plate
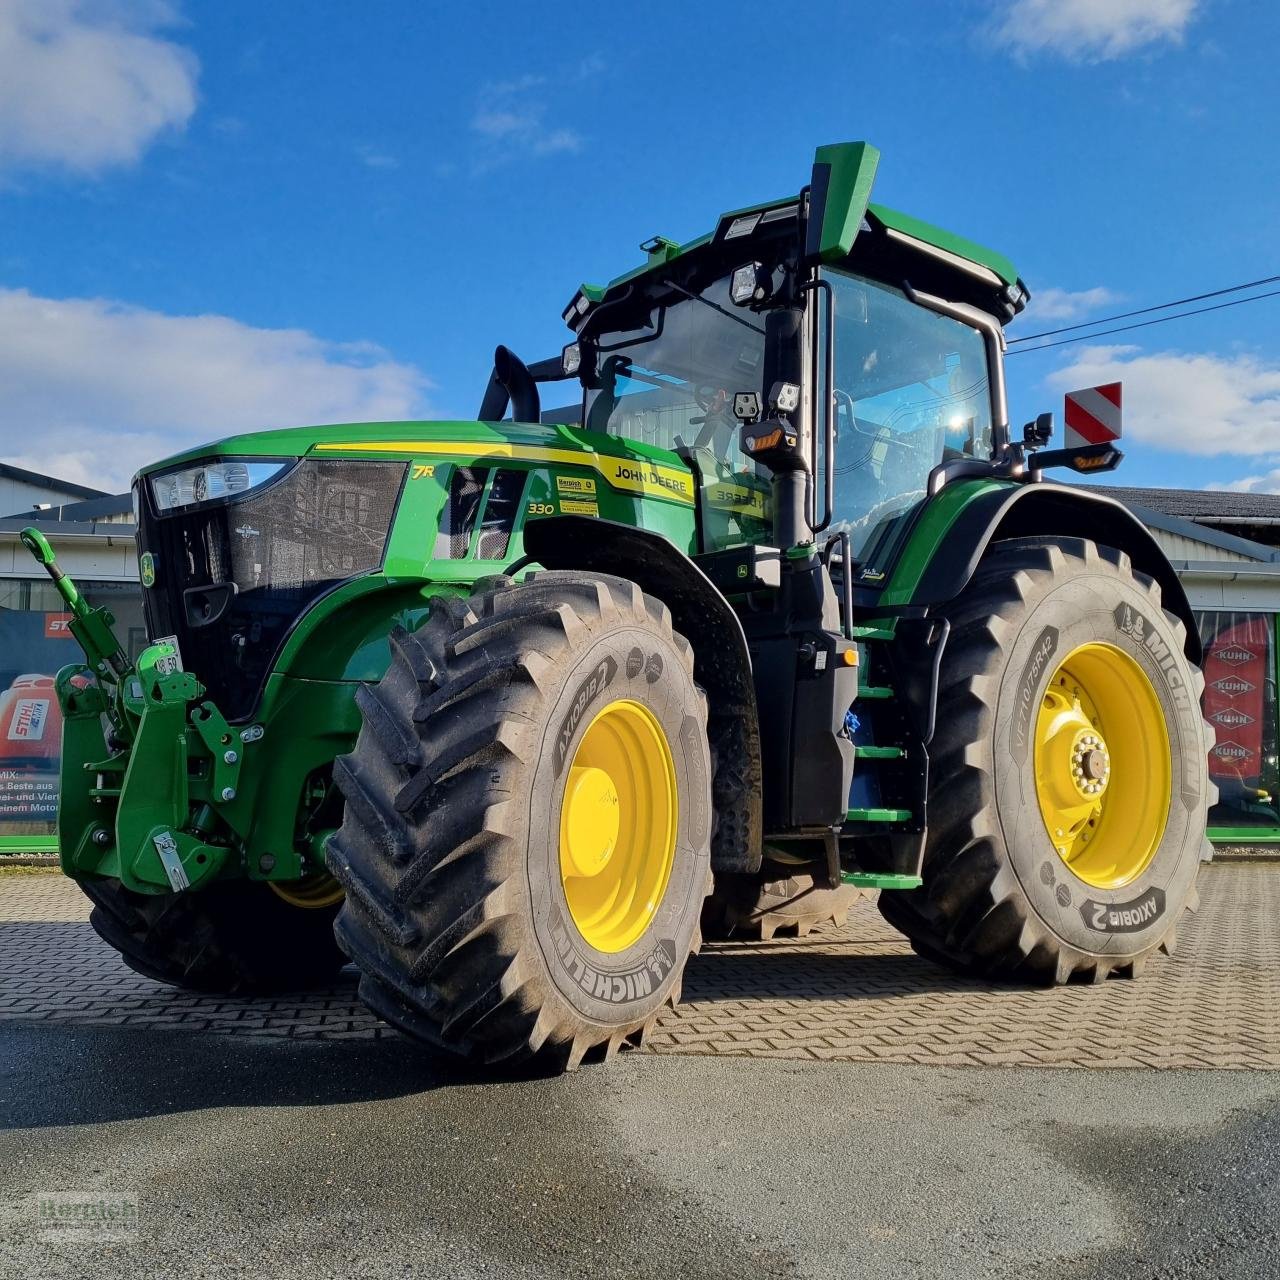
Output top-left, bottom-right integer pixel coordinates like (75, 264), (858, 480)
(840, 871), (923, 890)
(845, 807), (912, 823)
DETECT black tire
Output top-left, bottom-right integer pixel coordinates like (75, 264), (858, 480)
(327, 571), (714, 1070)
(879, 537), (1213, 983)
(702, 871), (862, 941)
(80, 877), (347, 993)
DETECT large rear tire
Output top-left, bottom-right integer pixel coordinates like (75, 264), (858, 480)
(702, 870), (862, 941)
(80, 877), (347, 993)
(327, 571), (714, 1069)
(879, 537), (1213, 983)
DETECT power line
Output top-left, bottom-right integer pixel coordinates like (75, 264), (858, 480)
(1008, 273), (1280, 344)
(1006, 287), (1280, 355)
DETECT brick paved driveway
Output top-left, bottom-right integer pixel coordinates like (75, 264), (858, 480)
(2, 863), (1275, 1070)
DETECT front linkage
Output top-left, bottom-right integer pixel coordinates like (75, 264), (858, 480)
(22, 527), (265, 895)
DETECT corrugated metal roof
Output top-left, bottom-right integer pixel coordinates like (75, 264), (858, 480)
(0, 462), (106, 501)
(1094, 485), (1280, 523)
(7, 493), (132, 522)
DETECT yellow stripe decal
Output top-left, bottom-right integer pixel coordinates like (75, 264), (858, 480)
(314, 440), (695, 504)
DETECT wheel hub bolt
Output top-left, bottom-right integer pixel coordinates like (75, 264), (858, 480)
(1070, 733), (1110, 797)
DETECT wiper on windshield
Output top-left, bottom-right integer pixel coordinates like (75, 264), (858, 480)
(661, 279), (766, 336)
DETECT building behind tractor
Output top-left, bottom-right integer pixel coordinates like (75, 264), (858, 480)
(24, 141), (1213, 1070)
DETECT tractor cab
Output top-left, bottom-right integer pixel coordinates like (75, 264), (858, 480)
(486, 143), (1047, 598)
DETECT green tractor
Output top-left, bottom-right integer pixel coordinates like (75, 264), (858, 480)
(24, 141), (1212, 1070)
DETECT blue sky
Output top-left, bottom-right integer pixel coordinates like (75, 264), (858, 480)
(1, 0), (1278, 493)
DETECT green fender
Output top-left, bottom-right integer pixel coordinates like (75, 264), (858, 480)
(875, 480), (1200, 664)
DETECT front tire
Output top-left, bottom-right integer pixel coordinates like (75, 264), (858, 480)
(80, 877), (347, 993)
(879, 537), (1212, 983)
(328, 572), (714, 1069)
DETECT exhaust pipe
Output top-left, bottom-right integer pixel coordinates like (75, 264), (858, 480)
(477, 344), (542, 424)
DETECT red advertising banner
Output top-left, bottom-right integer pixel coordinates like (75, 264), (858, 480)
(1202, 616), (1270, 783)
(43, 612), (74, 639)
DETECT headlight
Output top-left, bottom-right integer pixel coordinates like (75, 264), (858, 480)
(150, 460), (288, 513)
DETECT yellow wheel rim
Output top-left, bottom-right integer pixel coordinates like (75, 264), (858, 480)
(558, 698), (678, 953)
(269, 873), (345, 910)
(1033, 642), (1171, 889)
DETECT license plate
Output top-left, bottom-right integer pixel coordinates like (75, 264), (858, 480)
(151, 635), (184, 676)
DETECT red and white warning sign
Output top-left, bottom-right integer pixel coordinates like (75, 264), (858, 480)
(1064, 382), (1122, 448)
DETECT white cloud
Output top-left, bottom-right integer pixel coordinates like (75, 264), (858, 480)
(992, 0), (1200, 60)
(0, 0), (198, 174)
(0, 288), (432, 490)
(357, 144), (398, 170)
(470, 74), (582, 166)
(1044, 345), (1280, 457)
(1220, 469), (1280, 495)
(1025, 286), (1121, 322)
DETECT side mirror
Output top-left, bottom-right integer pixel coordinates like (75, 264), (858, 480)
(1022, 411), (1054, 449)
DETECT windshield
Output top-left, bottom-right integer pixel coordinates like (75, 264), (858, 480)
(823, 268), (993, 564)
(583, 274), (773, 552)
(583, 276), (767, 459)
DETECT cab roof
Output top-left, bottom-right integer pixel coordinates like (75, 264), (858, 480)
(563, 141), (1028, 330)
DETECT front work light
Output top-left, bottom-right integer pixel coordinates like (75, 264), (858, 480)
(150, 460), (288, 513)
(731, 263), (761, 305)
(770, 381), (800, 414)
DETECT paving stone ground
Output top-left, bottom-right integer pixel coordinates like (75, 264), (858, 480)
(1, 863), (1276, 1070)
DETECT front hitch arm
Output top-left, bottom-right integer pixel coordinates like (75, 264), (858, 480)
(21, 527), (132, 683)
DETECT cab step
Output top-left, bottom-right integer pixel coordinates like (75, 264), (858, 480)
(850, 626), (894, 641)
(840, 871), (923, 890)
(845, 807), (912, 823)
(857, 685), (894, 701)
(853, 744), (905, 760)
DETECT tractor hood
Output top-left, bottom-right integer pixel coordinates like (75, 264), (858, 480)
(130, 418), (699, 723)
(133, 418), (691, 496)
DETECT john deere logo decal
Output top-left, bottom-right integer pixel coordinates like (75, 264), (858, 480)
(140, 552), (157, 588)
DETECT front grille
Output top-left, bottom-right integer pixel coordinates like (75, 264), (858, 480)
(138, 458), (406, 721)
(434, 466), (489, 560)
(433, 466), (528, 561)
(477, 469), (527, 560)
